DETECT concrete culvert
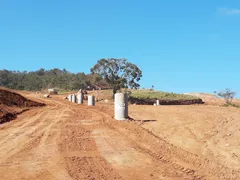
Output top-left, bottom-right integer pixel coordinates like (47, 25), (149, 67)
(88, 95), (95, 106)
(71, 94), (76, 103)
(114, 93), (128, 120)
(77, 93), (83, 104)
(68, 95), (72, 101)
(43, 94), (50, 98)
(48, 88), (58, 95)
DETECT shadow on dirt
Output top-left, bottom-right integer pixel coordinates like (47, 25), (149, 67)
(127, 117), (157, 123)
(141, 120), (157, 123)
(129, 97), (204, 105)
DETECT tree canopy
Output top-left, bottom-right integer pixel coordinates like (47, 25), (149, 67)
(0, 68), (107, 91)
(91, 58), (142, 94)
(1, 59), (142, 94)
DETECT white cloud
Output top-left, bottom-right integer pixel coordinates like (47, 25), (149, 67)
(218, 8), (240, 15)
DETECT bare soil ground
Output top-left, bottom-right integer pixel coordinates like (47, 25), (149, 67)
(0, 88), (45, 124)
(185, 92), (240, 105)
(0, 91), (240, 179)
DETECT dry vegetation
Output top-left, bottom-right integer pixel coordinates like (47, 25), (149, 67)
(130, 89), (200, 100)
(90, 89), (201, 102)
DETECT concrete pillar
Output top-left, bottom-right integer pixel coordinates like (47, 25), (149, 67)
(72, 94), (76, 103)
(77, 93), (83, 104)
(115, 93), (128, 120)
(156, 100), (160, 106)
(68, 95), (72, 102)
(88, 95), (95, 106)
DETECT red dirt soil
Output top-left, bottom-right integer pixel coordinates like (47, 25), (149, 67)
(0, 88), (45, 124)
(0, 90), (240, 179)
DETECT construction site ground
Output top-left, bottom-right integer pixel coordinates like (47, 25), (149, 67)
(0, 91), (240, 180)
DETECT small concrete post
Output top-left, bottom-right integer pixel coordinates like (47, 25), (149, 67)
(72, 94), (76, 103)
(156, 100), (160, 106)
(115, 93), (128, 120)
(88, 95), (95, 106)
(77, 93), (83, 104)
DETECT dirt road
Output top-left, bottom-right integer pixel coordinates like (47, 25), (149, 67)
(0, 95), (239, 179)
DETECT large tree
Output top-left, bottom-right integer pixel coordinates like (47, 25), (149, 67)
(90, 58), (142, 95)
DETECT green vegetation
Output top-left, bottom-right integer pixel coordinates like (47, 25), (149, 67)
(222, 103), (240, 108)
(129, 90), (200, 100)
(0, 68), (108, 91)
(91, 58), (142, 95)
(57, 90), (74, 95)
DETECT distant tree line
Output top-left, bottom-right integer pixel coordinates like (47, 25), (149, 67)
(0, 68), (108, 91)
(0, 58), (142, 94)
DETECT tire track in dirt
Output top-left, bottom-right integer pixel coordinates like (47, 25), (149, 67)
(0, 98), (74, 179)
(94, 105), (240, 180)
(0, 108), (46, 146)
(93, 109), (203, 180)
(0, 110), (53, 162)
(1, 94), (239, 180)
(59, 105), (123, 180)
(121, 121), (240, 180)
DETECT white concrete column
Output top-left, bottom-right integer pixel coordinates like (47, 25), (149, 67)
(115, 93), (128, 120)
(68, 95), (72, 102)
(156, 100), (160, 106)
(72, 94), (76, 103)
(77, 93), (83, 104)
(88, 95), (95, 106)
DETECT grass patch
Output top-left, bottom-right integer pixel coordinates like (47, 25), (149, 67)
(222, 103), (240, 108)
(129, 90), (200, 101)
(58, 90), (75, 95)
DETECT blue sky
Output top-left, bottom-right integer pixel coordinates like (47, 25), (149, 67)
(0, 0), (240, 94)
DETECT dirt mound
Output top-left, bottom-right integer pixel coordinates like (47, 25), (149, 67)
(0, 88), (45, 124)
(184, 93), (221, 105)
(129, 97), (204, 105)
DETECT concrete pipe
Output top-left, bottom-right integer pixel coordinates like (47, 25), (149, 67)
(88, 95), (95, 106)
(71, 94), (76, 103)
(68, 95), (72, 102)
(77, 93), (83, 104)
(114, 93), (128, 120)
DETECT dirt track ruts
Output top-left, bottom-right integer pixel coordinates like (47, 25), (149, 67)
(0, 95), (239, 180)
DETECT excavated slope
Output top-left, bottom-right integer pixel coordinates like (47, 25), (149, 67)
(0, 88), (45, 124)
